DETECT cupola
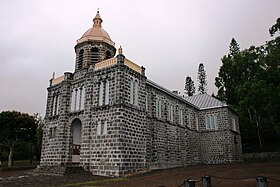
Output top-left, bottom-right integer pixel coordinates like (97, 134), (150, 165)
(76, 11), (115, 47)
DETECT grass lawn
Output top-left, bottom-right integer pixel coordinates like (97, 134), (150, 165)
(0, 160), (39, 171)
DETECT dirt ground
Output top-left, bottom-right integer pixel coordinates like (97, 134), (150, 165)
(0, 161), (280, 187)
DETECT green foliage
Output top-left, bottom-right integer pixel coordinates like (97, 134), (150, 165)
(184, 76), (195, 96)
(0, 111), (38, 166)
(215, 18), (280, 150)
(33, 113), (44, 161)
(197, 63), (207, 94)
(269, 17), (280, 36)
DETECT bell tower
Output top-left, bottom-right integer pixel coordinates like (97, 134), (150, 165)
(74, 11), (116, 72)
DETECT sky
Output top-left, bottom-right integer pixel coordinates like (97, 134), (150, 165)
(0, 0), (279, 116)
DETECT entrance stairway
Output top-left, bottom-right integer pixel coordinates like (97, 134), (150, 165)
(33, 164), (91, 176)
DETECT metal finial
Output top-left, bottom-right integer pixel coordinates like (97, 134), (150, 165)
(118, 46), (123, 54)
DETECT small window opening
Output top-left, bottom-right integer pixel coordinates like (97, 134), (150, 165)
(105, 51), (111, 59)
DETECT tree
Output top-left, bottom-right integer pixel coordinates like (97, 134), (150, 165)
(184, 76), (195, 96)
(229, 38), (240, 57)
(197, 63), (207, 94)
(33, 113), (44, 162)
(215, 19), (280, 150)
(215, 38), (241, 105)
(0, 111), (37, 167)
(269, 17), (280, 36)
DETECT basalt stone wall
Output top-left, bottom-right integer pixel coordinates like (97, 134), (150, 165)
(117, 64), (147, 176)
(42, 56), (242, 176)
(243, 152), (280, 161)
(41, 81), (73, 166)
(82, 63), (147, 177)
(199, 107), (242, 163)
(146, 85), (200, 169)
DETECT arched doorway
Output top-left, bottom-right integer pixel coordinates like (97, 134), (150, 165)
(71, 119), (82, 163)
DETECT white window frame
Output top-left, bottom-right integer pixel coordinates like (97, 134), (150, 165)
(167, 105), (170, 121)
(70, 89), (76, 112)
(97, 121), (107, 135)
(205, 115), (218, 130)
(105, 80), (109, 105)
(178, 109), (183, 125)
(75, 88), (81, 111)
(205, 115), (210, 129)
(52, 95), (57, 116)
(99, 81), (104, 106)
(130, 78), (138, 106)
(134, 81), (138, 105)
(146, 95), (148, 111)
(156, 99), (161, 118)
(170, 105), (173, 122)
(186, 112), (191, 128)
(55, 95), (60, 115)
(232, 118), (237, 131)
(80, 86), (85, 110)
(195, 113), (199, 131)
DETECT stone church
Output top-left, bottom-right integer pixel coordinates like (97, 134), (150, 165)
(40, 11), (242, 177)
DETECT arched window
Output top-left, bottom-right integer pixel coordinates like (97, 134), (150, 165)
(91, 47), (99, 64)
(105, 51), (111, 59)
(77, 49), (84, 70)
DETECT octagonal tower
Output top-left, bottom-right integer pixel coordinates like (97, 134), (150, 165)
(74, 11), (116, 74)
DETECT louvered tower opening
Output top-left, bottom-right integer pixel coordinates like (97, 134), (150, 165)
(91, 47), (99, 64)
(77, 49), (84, 70)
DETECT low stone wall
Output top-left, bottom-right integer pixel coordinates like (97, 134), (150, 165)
(243, 152), (280, 161)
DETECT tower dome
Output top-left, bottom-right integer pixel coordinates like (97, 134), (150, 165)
(77, 11), (115, 46)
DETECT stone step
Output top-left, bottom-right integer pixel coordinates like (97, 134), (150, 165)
(33, 165), (91, 176)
